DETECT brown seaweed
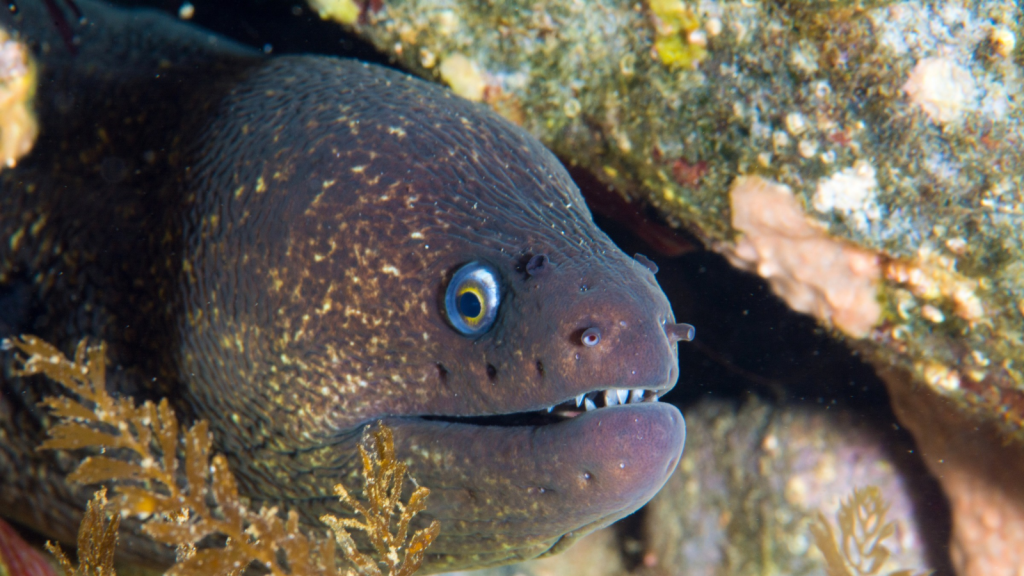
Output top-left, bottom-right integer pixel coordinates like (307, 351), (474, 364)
(810, 485), (931, 576)
(46, 488), (120, 576)
(321, 423), (440, 576)
(8, 335), (437, 576)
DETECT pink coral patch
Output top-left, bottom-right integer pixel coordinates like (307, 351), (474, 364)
(725, 175), (881, 338)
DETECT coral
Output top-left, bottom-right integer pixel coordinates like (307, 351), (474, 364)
(726, 175), (881, 338)
(902, 57), (976, 124)
(8, 335), (437, 576)
(47, 489), (120, 576)
(810, 486), (930, 576)
(811, 161), (882, 232)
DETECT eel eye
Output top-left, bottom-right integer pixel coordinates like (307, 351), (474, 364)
(445, 262), (500, 336)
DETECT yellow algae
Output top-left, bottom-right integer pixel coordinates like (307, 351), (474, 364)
(0, 28), (37, 169)
(439, 53), (486, 102)
(649, 0), (706, 69)
(989, 26), (1016, 59)
(307, 0), (361, 25)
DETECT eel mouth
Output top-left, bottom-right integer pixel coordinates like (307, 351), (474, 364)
(382, 401), (685, 570)
(421, 387), (662, 427)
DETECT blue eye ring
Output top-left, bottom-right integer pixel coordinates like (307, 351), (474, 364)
(445, 261), (501, 336)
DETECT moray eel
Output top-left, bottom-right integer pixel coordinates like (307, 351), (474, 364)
(0, 1), (690, 571)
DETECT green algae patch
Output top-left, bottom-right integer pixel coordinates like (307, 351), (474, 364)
(649, 0), (708, 69)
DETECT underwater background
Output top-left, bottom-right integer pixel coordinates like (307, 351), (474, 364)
(5, 0), (1024, 574)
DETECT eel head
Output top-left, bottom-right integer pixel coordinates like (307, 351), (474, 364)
(181, 57), (690, 571)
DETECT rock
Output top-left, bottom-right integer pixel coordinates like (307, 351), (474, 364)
(882, 365), (1024, 576)
(639, 398), (942, 576)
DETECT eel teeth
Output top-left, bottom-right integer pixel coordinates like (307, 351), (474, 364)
(605, 390), (619, 406)
(547, 388), (660, 413)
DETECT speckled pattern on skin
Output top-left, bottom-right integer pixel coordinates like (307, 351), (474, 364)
(0, 1), (686, 572)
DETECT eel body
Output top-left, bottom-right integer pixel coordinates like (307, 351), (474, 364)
(0, 1), (687, 571)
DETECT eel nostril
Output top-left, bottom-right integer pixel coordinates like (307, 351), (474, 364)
(581, 327), (601, 347)
(665, 322), (695, 342)
(633, 253), (659, 274)
(525, 253), (549, 277)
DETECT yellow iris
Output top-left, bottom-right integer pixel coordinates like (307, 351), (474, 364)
(457, 284), (486, 324)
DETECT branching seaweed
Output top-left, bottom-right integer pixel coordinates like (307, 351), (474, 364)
(810, 485), (931, 576)
(321, 424), (440, 576)
(8, 335), (438, 576)
(46, 489), (120, 576)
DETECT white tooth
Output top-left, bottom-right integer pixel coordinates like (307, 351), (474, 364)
(575, 394), (585, 407)
(584, 397), (597, 411)
(630, 389), (644, 403)
(546, 406), (554, 413)
(605, 390), (619, 406)
(616, 389), (629, 405)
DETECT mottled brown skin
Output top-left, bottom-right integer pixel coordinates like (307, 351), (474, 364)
(0, 1), (685, 571)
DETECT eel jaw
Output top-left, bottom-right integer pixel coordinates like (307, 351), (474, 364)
(383, 401), (685, 572)
(421, 385), (664, 427)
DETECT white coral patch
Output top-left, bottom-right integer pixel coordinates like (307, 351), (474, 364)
(812, 162), (881, 231)
(903, 57), (976, 124)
